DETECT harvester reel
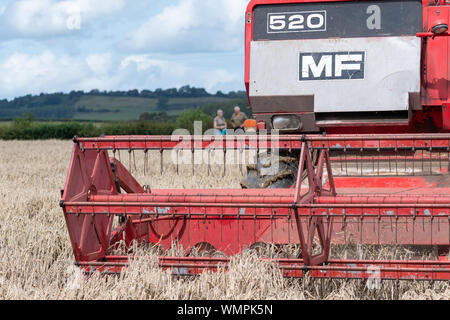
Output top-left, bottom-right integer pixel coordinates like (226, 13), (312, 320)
(61, 134), (450, 280)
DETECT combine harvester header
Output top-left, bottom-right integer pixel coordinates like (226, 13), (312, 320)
(61, 133), (450, 280)
(61, 0), (450, 281)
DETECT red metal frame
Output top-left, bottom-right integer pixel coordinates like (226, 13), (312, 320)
(61, 134), (450, 280)
(77, 133), (450, 151)
(244, 0), (450, 131)
(74, 253), (450, 281)
(78, 257), (450, 280)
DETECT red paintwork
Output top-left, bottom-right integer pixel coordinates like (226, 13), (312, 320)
(416, 32), (449, 37)
(61, 134), (450, 280)
(77, 133), (450, 151)
(422, 4), (450, 107)
(110, 158), (145, 193)
(443, 103), (450, 130)
(244, 0), (450, 132)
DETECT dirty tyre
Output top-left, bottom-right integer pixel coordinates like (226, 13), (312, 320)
(240, 152), (298, 189)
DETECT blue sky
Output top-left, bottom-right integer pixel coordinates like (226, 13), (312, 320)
(0, 0), (249, 100)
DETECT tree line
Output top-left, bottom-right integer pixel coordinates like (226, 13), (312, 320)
(0, 86), (247, 120)
(0, 98), (252, 140)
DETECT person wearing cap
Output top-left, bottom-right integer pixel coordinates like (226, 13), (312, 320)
(231, 106), (248, 134)
(214, 109), (227, 135)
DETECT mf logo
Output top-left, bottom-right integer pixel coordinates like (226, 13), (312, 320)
(299, 51), (365, 81)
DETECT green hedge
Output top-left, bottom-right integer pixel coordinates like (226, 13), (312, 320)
(0, 120), (178, 140)
(0, 109), (215, 140)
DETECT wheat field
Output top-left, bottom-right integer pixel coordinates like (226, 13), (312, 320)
(0, 140), (449, 300)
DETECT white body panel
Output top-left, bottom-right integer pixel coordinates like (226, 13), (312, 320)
(249, 37), (421, 113)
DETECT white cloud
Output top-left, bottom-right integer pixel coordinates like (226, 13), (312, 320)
(2, 0), (125, 37)
(120, 55), (186, 75)
(86, 53), (112, 76)
(0, 1), (246, 99)
(118, 55), (240, 93)
(118, 55), (189, 88)
(0, 50), (121, 98)
(0, 50), (239, 99)
(200, 69), (239, 91)
(124, 0), (249, 53)
(0, 50), (89, 96)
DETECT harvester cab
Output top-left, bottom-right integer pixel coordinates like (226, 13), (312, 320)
(60, 0), (450, 281)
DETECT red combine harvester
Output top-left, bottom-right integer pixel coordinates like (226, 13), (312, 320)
(61, 0), (450, 280)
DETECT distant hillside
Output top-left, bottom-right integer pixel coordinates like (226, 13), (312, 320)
(0, 86), (248, 122)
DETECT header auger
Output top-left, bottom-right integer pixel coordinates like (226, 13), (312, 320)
(61, 0), (450, 281)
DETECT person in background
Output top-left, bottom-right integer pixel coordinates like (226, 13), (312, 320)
(214, 109), (227, 135)
(231, 106), (248, 134)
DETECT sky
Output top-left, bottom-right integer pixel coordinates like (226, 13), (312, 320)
(0, 0), (250, 100)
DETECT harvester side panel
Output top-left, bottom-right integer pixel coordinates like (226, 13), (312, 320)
(249, 37), (420, 113)
(62, 146), (116, 262)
